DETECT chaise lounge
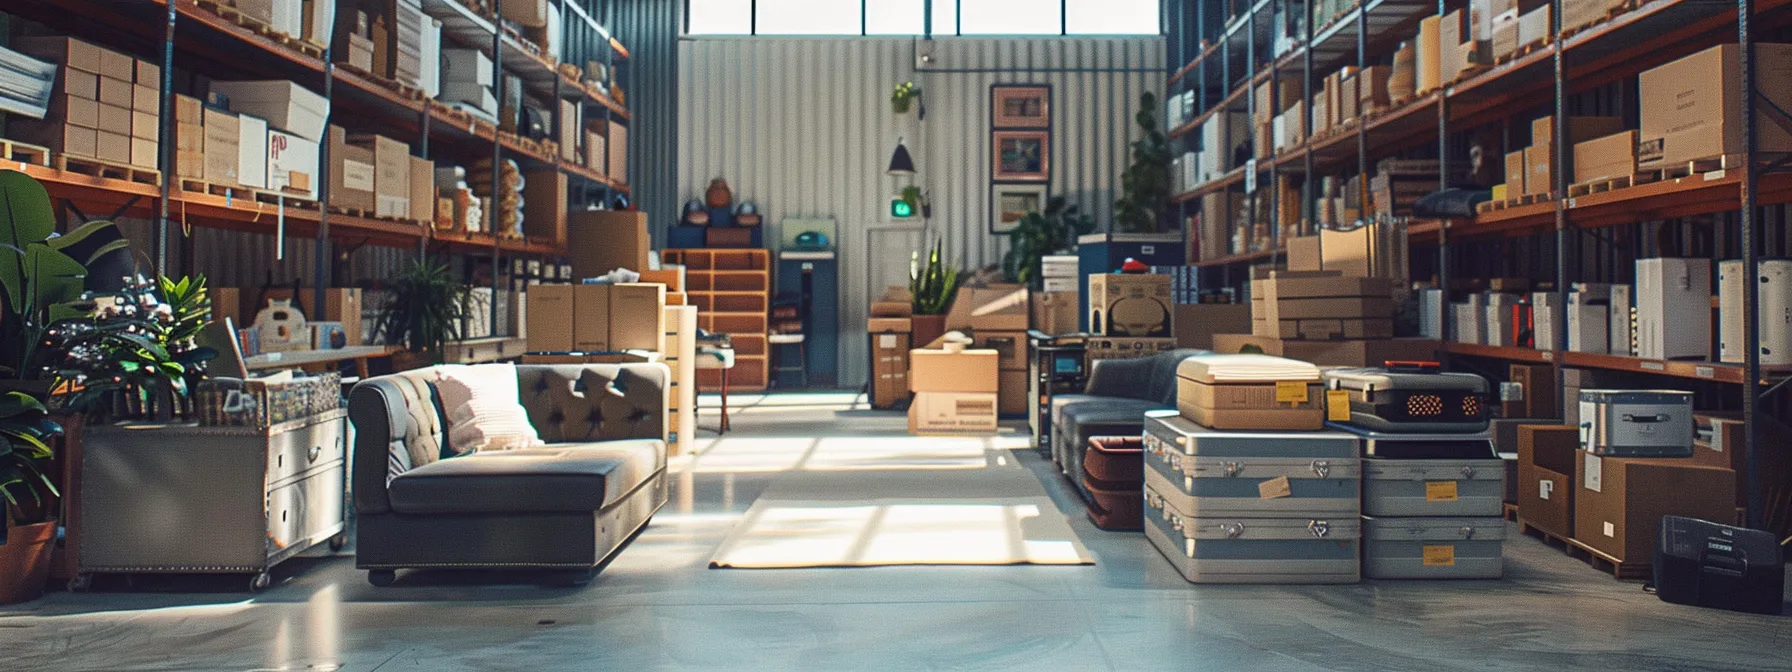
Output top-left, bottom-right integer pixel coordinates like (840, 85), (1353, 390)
(349, 363), (671, 586)
(1051, 349), (1204, 500)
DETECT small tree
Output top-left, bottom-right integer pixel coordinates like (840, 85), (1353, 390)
(1114, 91), (1173, 234)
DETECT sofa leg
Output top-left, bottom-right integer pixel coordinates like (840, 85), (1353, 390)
(367, 569), (397, 587)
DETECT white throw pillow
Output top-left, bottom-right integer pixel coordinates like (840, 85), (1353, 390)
(434, 364), (542, 453)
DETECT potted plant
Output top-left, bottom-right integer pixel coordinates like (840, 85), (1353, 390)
(0, 390), (61, 603)
(1002, 196), (1094, 289)
(891, 81), (922, 114)
(1114, 91), (1173, 234)
(909, 241), (960, 347)
(374, 260), (469, 370)
(44, 275), (215, 423)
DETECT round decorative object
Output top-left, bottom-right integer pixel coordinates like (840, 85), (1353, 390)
(683, 199), (710, 226)
(706, 179), (733, 209)
(736, 200), (758, 215)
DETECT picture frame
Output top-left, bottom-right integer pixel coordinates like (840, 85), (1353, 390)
(992, 84), (1051, 129)
(993, 130), (1050, 181)
(990, 183), (1049, 234)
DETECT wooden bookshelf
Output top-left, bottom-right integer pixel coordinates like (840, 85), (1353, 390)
(663, 248), (771, 392)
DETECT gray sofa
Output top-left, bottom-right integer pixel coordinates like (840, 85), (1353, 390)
(349, 364), (671, 586)
(1052, 349), (1204, 500)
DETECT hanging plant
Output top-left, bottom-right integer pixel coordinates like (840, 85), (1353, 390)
(891, 81), (922, 114)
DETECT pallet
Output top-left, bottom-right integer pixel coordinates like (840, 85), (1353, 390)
(1519, 517), (1651, 581)
(193, 0), (324, 59)
(337, 64), (426, 101)
(1504, 502), (1518, 522)
(1645, 154), (1745, 181)
(179, 178), (313, 204)
(1567, 172), (1659, 197)
(0, 138), (51, 166)
(1477, 190), (1557, 213)
(1493, 38), (1551, 66)
(54, 154), (159, 186)
(1559, 0), (1640, 41)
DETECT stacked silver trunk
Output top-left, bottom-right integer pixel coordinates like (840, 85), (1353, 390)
(1143, 415), (1362, 583)
(1349, 427), (1507, 579)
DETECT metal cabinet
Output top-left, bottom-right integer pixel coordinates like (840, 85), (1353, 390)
(75, 410), (348, 590)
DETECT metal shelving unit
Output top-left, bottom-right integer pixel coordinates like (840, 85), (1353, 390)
(1166, 0), (1792, 531)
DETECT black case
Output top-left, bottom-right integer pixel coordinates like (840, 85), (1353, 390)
(1653, 516), (1785, 615)
(1324, 364), (1491, 434)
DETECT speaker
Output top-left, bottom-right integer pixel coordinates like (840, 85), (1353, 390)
(1653, 516), (1784, 615)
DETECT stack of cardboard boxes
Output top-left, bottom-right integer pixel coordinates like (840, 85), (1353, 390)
(907, 348), (999, 435)
(183, 80), (329, 199)
(523, 282), (667, 354)
(1251, 271), (1394, 342)
(969, 286), (1031, 416)
(867, 292), (914, 411)
(1500, 116), (1622, 200)
(1031, 255), (1080, 336)
(1086, 273), (1175, 362)
(10, 37), (161, 171)
(439, 48), (499, 118)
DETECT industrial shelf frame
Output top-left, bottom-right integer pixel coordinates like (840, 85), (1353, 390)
(5, 0), (632, 339)
(1166, 0), (1791, 530)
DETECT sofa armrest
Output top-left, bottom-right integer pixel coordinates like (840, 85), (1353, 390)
(348, 374), (446, 515)
(518, 363), (671, 445)
(1084, 357), (1157, 400)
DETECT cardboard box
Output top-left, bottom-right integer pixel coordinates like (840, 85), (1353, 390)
(328, 125), (376, 211)
(235, 114), (270, 189)
(98, 75), (132, 108)
(608, 283), (668, 351)
(1174, 304), (1251, 350)
(969, 285), (1030, 331)
(1639, 44), (1792, 168)
(440, 49), (495, 87)
(1505, 150), (1526, 195)
(9, 121), (97, 159)
(607, 122), (628, 183)
(133, 84), (157, 112)
(526, 285), (576, 352)
(1574, 455), (1736, 563)
(208, 80), (330, 142)
(130, 137), (157, 169)
(1260, 297), (1395, 322)
(869, 330), (912, 410)
(348, 134), (410, 218)
(1358, 65), (1390, 112)
(998, 369), (1028, 416)
(975, 331), (1028, 371)
(1524, 145), (1552, 196)
(1699, 417), (1792, 507)
(1518, 5), (1551, 46)
(1418, 15), (1442, 92)
(1088, 273), (1172, 337)
(1256, 318), (1396, 341)
(403, 156), (434, 222)
(1505, 363), (1557, 420)
(1562, 0), (1630, 34)
(174, 94), (202, 125)
(1517, 425), (1578, 539)
(1031, 291), (1079, 335)
(1573, 130), (1638, 184)
(1531, 116), (1624, 150)
(130, 109), (158, 140)
(1490, 11), (1520, 59)
(870, 298), (913, 318)
(60, 68), (98, 101)
(559, 99), (580, 162)
(868, 317), (911, 333)
(14, 37), (106, 75)
(94, 129), (129, 164)
(255, 287), (366, 347)
(571, 284), (612, 351)
(1177, 379), (1326, 431)
(566, 210), (650, 278)
(638, 267), (686, 293)
(1287, 235), (1321, 271)
(908, 392), (999, 435)
(1318, 225), (1384, 278)
(909, 349), (999, 394)
(267, 129), (320, 199)
(95, 103), (130, 137)
(585, 131), (607, 174)
(1210, 334), (1442, 367)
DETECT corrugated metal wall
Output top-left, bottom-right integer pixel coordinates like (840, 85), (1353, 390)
(103, 217), (409, 290)
(614, 0), (683, 239)
(677, 36), (1164, 388)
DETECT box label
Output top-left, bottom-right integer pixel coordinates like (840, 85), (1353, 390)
(1425, 481), (1460, 502)
(1603, 521), (1615, 538)
(343, 159), (375, 191)
(1539, 479), (1553, 500)
(1583, 452), (1602, 492)
(1326, 390), (1351, 422)
(1422, 545), (1457, 567)
(879, 334), (897, 348)
(1275, 381), (1309, 404)
(1258, 476), (1293, 499)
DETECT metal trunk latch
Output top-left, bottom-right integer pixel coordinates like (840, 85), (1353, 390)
(1460, 526), (1476, 539)
(1311, 460), (1331, 478)
(1222, 522), (1245, 538)
(1221, 461), (1241, 477)
(1460, 465), (1476, 479)
(1308, 520), (1331, 538)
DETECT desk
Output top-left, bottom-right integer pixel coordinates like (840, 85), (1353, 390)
(245, 345), (402, 378)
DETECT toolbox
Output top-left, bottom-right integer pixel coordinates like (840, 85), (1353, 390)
(1144, 482), (1362, 584)
(1577, 389), (1694, 457)
(1145, 415), (1361, 518)
(1324, 363), (1491, 434)
(1362, 515), (1506, 579)
(1362, 457), (1507, 518)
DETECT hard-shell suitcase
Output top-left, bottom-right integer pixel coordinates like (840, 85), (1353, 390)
(1362, 515), (1506, 579)
(1362, 457), (1506, 517)
(1144, 482), (1361, 584)
(1145, 415), (1361, 518)
(1084, 436), (1144, 484)
(1323, 364), (1491, 433)
(1329, 423), (1497, 460)
(1083, 478), (1143, 531)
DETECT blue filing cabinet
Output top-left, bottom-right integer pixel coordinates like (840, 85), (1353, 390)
(1076, 233), (1187, 331)
(776, 250), (839, 387)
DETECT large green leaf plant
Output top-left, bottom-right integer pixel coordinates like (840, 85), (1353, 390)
(909, 241), (961, 316)
(1002, 196), (1094, 289)
(1113, 92), (1173, 234)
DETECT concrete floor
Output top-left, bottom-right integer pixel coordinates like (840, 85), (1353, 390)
(2, 392), (1789, 671)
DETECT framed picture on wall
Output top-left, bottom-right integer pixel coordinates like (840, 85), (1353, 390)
(993, 131), (1050, 181)
(991, 183), (1049, 234)
(992, 85), (1051, 129)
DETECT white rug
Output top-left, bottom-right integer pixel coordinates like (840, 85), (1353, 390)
(708, 437), (1096, 568)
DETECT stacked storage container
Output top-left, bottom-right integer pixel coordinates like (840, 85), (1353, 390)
(1143, 354), (1363, 583)
(1324, 366), (1507, 579)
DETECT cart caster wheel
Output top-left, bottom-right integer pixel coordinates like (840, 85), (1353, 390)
(250, 573), (271, 591)
(328, 534), (348, 552)
(367, 569), (397, 587)
(67, 574), (92, 592)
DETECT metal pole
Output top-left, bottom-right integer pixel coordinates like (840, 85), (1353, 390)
(1553, 0), (1571, 416)
(315, 39), (333, 316)
(492, 0), (505, 343)
(156, 2), (174, 275)
(1355, 4), (1368, 227)
(1303, 0), (1313, 239)
(1740, 0), (1765, 529)
(1436, 0), (1450, 343)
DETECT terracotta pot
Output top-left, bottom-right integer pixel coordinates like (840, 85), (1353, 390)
(0, 520), (56, 604)
(910, 314), (947, 349)
(705, 179), (733, 209)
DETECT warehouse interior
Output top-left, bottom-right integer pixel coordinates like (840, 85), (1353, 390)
(0, 1), (1788, 670)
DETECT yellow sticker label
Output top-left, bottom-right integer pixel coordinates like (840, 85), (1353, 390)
(1326, 390), (1351, 422)
(1276, 381), (1309, 404)
(1258, 475), (1293, 499)
(1422, 544), (1457, 567)
(1426, 481), (1460, 502)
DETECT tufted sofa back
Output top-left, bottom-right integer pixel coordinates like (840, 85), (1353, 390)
(348, 363), (670, 515)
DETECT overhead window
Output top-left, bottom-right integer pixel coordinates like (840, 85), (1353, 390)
(687, 0), (752, 35)
(1066, 0), (1159, 35)
(756, 0), (863, 35)
(685, 0), (1161, 36)
(957, 0), (1062, 35)
(867, 0), (928, 35)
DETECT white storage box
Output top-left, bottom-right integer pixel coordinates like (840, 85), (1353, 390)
(1636, 258), (1710, 360)
(210, 80), (329, 142)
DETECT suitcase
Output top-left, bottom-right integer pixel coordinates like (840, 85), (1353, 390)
(1328, 423), (1498, 460)
(1362, 515), (1506, 579)
(1083, 436), (1144, 530)
(1324, 363), (1491, 433)
(1144, 482), (1362, 584)
(1577, 389), (1694, 457)
(1083, 478), (1143, 531)
(1145, 415), (1361, 518)
(1363, 457), (1506, 517)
